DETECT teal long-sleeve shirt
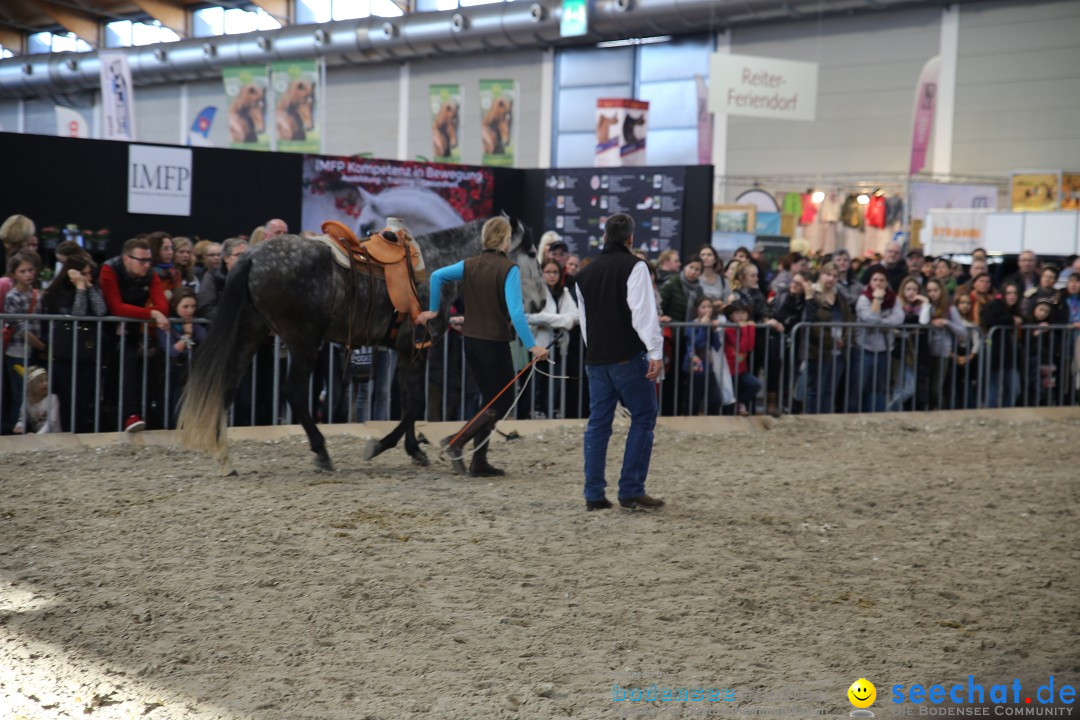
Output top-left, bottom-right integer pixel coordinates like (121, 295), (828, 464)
(428, 260), (537, 348)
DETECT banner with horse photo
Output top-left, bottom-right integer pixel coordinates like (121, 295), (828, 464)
(272, 60), (319, 154)
(429, 83), (462, 163)
(223, 66), (269, 151)
(300, 155), (494, 238)
(479, 79), (515, 167)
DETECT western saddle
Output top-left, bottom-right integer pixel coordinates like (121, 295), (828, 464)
(316, 220), (432, 349)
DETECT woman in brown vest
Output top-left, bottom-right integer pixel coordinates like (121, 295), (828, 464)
(418, 217), (549, 476)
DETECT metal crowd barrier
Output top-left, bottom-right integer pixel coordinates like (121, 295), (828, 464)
(787, 321), (1078, 414)
(2, 313), (1076, 434)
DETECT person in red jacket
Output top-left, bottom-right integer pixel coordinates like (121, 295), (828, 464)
(723, 302), (762, 416)
(99, 237), (170, 432)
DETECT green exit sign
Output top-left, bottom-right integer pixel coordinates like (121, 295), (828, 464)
(561, 0), (588, 37)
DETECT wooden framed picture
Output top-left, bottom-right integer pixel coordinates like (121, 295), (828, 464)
(713, 204), (757, 234)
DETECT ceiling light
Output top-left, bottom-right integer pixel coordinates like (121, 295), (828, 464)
(811, 191), (825, 204)
(857, 194), (870, 205)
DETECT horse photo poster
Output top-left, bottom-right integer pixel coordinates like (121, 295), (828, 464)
(300, 155), (494, 239)
(223, 66), (269, 151)
(595, 98), (649, 168)
(479, 79), (515, 167)
(271, 60), (320, 154)
(430, 83), (462, 163)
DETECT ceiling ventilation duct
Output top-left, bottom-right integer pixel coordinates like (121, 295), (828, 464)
(0, 0), (983, 99)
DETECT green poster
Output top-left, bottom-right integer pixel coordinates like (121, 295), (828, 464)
(479, 79), (515, 167)
(429, 83), (462, 163)
(223, 66), (269, 151)
(271, 60), (320, 154)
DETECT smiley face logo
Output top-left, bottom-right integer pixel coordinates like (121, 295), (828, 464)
(848, 678), (876, 709)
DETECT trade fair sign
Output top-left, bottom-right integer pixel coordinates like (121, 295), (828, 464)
(99, 52), (135, 141)
(128, 144), (193, 217)
(223, 66), (270, 151)
(923, 210), (990, 255)
(271, 60), (320, 154)
(479, 80), (515, 167)
(909, 181), (998, 222)
(429, 83), (462, 163)
(708, 53), (818, 121)
(560, 0), (588, 38)
(1011, 172), (1060, 211)
(595, 99), (649, 167)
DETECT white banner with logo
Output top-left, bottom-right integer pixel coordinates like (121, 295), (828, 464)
(55, 106), (89, 138)
(99, 52), (136, 141)
(128, 145), (193, 216)
(709, 53), (818, 121)
(923, 210), (991, 255)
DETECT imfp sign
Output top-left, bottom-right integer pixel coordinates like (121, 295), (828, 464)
(128, 145), (193, 216)
(709, 53), (818, 121)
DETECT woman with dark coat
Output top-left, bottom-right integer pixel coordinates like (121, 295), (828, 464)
(981, 281), (1022, 408)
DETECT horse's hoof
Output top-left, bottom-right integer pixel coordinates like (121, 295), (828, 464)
(314, 454), (335, 472)
(411, 451), (430, 467)
(220, 463), (238, 477)
(416, 432), (429, 446)
(363, 439), (382, 461)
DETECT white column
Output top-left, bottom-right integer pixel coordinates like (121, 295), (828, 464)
(179, 82), (189, 145)
(397, 61), (410, 161)
(933, 3), (959, 175)
(537, 47), (555, 169)
(712, 30), (731, 203)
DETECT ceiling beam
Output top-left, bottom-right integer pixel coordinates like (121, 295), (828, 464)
(37, 0), (100, 46)
(249, 0), (290, 25)
(0, 23), (25, 53)
(129, 0), (189, 37)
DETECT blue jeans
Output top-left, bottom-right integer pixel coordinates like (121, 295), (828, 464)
(987, 368), (1020, 408)
(356, 348), (396, 421)
(805, 356), (845, 414)
(850, 347), (889, 413)
(887, 364), (916, 412)
(733, 371), (762, 411)
(583, 353), (658, 502)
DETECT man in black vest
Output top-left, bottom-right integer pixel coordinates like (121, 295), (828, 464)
(419, 216), (548, 477)
(573, 213), (664, 511)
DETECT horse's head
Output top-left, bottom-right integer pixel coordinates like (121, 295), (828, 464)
(233, 83), (266, 133)
(282, 79), (315, 131)
(505, 214), (546, 314)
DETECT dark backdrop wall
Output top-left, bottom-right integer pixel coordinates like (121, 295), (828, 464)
(0, 131), (707, 263)
(0, 132), (302, 258)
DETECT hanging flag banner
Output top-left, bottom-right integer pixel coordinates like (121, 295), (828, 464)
(187, 106), (217, 147)
(99, 52), (135, 141)
(595, 98), (649, 167)
(430, 83), (462, 163)
(223, 66), (269, 151)
(709, 53), (818, 121)
(55, 106), (89, 138)
(128, 144), (193, 217)
(271, 60), (319, 153)
(479, 79), (515, 167)
(909, 55), (941, 175)
(695, 74), (711, 165)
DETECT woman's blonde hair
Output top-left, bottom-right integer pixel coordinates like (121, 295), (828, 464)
(1, 214), (35, 252)
(482, 216), (512, 251)
(250, 225), (267, 246)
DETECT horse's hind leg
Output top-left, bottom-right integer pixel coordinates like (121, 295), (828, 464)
(284, 346), (334, 471)
(363, 350), (429, 466)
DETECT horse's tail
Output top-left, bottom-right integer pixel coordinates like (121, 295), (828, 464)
(178, 255), (260, 466)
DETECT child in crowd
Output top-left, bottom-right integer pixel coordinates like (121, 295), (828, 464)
(1023, 298), (1061, 406)
(172, 237), (200, 292)
(12, 365), (60, 434)
(920, 278), (966, 409)
(886, 276), (928, 411)
(982, 281), (1022, 408)
(682, 296), (723, 415)
(4, 250), (45, 430)
(951, 292), (982, 408)
(158, 287), (207, 421)
(724, 302), (761, 416)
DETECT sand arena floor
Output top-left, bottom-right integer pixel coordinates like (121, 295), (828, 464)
(1, 411), (1078, 720)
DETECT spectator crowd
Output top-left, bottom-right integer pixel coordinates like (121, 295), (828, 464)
(2, 210), (1079, 435)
